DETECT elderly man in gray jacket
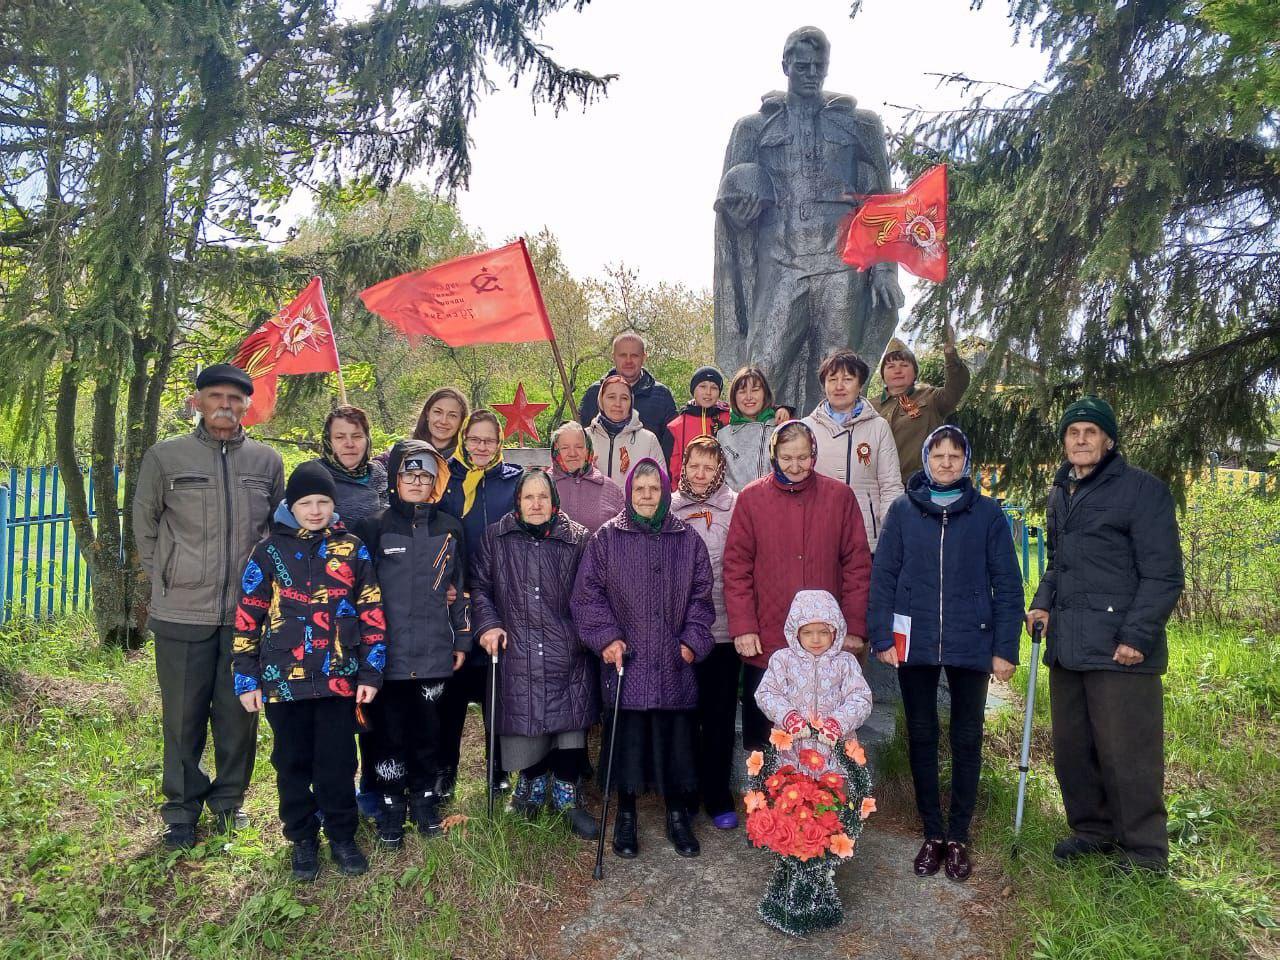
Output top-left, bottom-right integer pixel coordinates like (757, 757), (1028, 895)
(132, 365), (284, 849)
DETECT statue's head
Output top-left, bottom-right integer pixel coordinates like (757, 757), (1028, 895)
(782, 26), (830, 98)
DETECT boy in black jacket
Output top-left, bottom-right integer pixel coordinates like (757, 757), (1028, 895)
(233, 462), (386, 881)
(355, 440), (471, 846)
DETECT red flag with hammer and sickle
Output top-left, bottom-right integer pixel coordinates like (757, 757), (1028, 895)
(359, 239), (554, 347)
(232, 277), (340, 426)
(842, 164), (948, 283)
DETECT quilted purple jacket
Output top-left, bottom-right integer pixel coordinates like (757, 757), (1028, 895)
(571, 510), (716, 711)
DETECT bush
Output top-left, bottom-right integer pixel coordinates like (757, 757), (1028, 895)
(1179, 472), (1280, 631)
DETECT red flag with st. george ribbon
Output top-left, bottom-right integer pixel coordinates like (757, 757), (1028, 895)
(842, 164), (948, 283)
(232, 276), (340, 426)
(358, 239), (554, 346)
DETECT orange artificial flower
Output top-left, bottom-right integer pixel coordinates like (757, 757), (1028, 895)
(845, 739), (867, 766)
(860, 797), (878, 820)
(746, 750), (764, 776)
(829, 833), (856, 858)
(770, 728), (794, 751)
(743, 790), (767, 813)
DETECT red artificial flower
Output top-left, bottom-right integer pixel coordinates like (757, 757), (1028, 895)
(797, 748), (827, 773)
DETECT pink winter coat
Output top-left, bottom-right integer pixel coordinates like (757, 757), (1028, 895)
(754, 589), (873, 737)
(671, 484), (738, 645)
(552, 464), (624, 534)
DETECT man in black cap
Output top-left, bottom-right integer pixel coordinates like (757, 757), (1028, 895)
(1027, 396), (1184, 874)
(132, 363), (285, 849)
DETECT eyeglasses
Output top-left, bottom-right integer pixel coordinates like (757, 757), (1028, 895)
(465, 437), (499, 448)
(399, 472), (435, 485)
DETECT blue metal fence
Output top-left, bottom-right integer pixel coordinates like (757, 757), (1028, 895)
(0, 465), (117, 624)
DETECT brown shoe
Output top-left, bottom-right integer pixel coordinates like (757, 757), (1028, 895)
(944, 841), (972, 881)
(913, 839), (945, 876)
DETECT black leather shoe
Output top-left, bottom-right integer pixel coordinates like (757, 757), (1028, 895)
(665, 809), (700, 858)
(409, 791), (443, 837)
(291, 837), (320, 882)
(944, 841), (972, 881)
(212, 808), (249, 835)
(1053, 835), (1116, 862)
(913, 839), (945, 876)
(329, 838), (368, 876)
(162, 822), (197, 851)
(612, 810), (639, 859)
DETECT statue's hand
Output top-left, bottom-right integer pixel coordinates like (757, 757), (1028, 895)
(871, 269), (906, 311)
(721, 195), (765, 229)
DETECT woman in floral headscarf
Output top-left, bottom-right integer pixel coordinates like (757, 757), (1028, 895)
(670, 436), (741, 829)
(549, 421), (624, 534)
(306, 405), (388, 524)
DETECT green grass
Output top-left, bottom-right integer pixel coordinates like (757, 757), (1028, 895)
(966, 620), (1280, 959)
(0, 616), (587, 959)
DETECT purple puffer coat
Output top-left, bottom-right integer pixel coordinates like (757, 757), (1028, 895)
(571, 463), (716, 712)
(471, 510), (600, 738)
(552, 464), (624, 534)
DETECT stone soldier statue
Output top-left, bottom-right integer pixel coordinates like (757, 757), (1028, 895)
(714, 26), (906, 414)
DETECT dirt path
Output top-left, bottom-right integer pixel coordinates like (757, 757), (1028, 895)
(531, 661), (1007, 960)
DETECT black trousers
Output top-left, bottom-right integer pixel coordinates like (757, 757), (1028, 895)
(740, 663), (771, 753)
(694, 644), (741, 815)
(153, 624), (258, 825)
(898, 664), (990, 844)
(1050, 664), (1168, 866)
(264, 697), (358, 843)
(375, 679), (446, 796)
(437, 660), (501, 776)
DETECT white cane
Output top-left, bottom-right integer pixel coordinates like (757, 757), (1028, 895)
(1013, 621), (1044, 855)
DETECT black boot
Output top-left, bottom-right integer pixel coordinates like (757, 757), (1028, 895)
(433, 766), (457, 801)
(162, 822), (196, 851)
(665, 808), (700, 858)
(291, 837), (320, 882)
(376, 795), (406, 849)
(550, 778), (600, 841)
(329, 837), (368, 876)
(409, 790), (443, 837)
(612, 809), (639, 859)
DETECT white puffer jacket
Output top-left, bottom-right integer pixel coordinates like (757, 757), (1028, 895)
(586, 411), (665, 483)
(803, 401), (903, 552)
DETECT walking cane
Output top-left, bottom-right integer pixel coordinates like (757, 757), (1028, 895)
(593, 656), (626, 881)
(1013, 621), (1045, 857)
(487, 651), (499, 819)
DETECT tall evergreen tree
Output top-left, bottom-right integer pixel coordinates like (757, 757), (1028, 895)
(0, 0), (611, 646)
(897, 0), (1279, 497)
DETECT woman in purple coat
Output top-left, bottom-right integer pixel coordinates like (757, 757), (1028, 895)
(550, 421), (624, 534)
(572, 458), (716, 860)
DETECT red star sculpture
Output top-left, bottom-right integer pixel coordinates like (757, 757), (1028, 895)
(493, 382), (549, 444)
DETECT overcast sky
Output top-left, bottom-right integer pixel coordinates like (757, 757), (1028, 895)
(323, 1), (1049, 315)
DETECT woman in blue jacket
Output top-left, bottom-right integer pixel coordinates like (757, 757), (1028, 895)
(869, 426), (1023, 883)
(436, 410), (524, 799)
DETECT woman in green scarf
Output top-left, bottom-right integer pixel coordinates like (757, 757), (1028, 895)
(717, 366), (784, 491)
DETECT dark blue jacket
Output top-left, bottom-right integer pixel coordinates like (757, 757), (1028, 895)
(868, 473), (1024, 670)
(438, 457), (523, 663)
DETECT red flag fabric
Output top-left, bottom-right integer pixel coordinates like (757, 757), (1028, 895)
(232, 277), (340, 426)
(841, 164), (948, 283)
(358, 239), (554, 347)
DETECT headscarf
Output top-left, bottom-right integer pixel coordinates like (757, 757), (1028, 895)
(769, 420), (818, 489)
(921, 425), (972, 492)
(625, 458), (671, 533)
(551, 422), (596, 478)
(514, 468), (560, 540)
(321, 409), (372, 482)
(821, 398), (863, 427)
(452, 413), (506, 517)
(676, 436), (727, 503)
(596, 374), (633, 437)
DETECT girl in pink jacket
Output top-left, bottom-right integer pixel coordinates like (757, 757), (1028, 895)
(754, 590), (873, 746)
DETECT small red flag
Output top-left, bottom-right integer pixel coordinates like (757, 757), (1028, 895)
(232, 277), (340, 426)
(492, 382), (550, 444)
(842, 164), (948, 283)
(359, 239), (554, 347)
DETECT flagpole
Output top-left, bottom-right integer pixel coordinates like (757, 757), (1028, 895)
(519, 239), (579, 421)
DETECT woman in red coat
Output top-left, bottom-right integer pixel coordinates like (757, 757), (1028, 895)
(722, 420), (873, 752)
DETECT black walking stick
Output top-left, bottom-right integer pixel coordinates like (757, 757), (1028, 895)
(593, 655), (626, 881)
(487, 651), (499, 819)
(1013, 621), (1045, 858)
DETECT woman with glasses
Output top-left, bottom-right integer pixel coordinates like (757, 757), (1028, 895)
(437, 410), (524, 799)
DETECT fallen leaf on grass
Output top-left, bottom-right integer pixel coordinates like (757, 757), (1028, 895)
(441, 813), (470, 833)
